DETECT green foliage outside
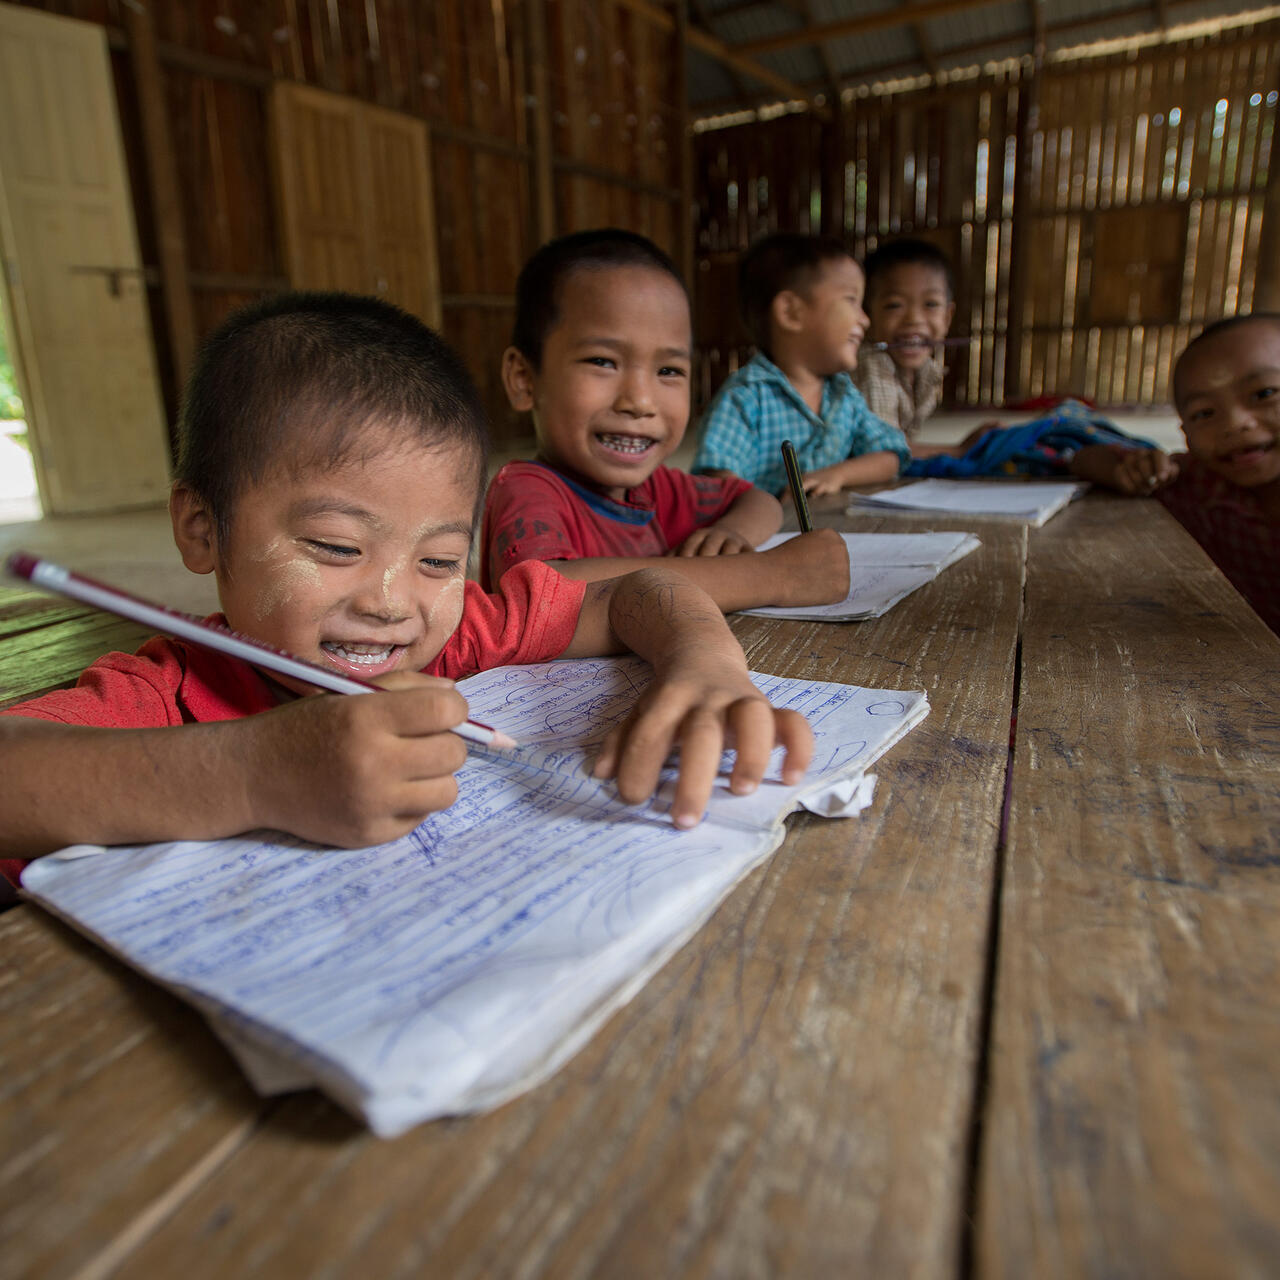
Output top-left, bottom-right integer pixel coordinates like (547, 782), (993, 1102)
(0, 317), (25, 422)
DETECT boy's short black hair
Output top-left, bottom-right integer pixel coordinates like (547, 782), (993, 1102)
(175, 291), (488, 546)
(1172, 312), (1280, 407)
(737, 232), (855, 353)
(863, 238), (955, 302)
(510, 228), (686, 367)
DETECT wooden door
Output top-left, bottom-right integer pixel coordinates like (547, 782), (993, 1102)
(270, 83), (442, 328)
(0, 2), (171, 515)
(364, 103), (442, 328)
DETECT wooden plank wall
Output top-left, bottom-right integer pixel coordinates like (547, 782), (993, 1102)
(8, 0), (685, 446)
(693, 18), (1279, 411)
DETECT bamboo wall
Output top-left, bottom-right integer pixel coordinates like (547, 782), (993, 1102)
(694, 19), (1279, 410)
(8, 0), (685, 444)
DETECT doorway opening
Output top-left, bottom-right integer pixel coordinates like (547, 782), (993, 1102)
(0, 298), (41, 523)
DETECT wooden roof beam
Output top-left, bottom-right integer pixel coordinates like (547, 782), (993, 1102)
(612, 0), (829, 115)
(693, 0), (1201, 117)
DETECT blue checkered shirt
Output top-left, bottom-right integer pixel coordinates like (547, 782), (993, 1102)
(692, 352), (910, 495)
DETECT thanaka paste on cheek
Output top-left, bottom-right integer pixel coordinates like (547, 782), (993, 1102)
(253, 551), (323, 621)
(428, 575), (466, 639)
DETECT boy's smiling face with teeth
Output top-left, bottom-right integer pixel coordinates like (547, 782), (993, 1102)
(867, 261), (955, 372)
(1175, 319), (1280, 493)
(507, 263), (692, 500)
(174, 429), (481, 696)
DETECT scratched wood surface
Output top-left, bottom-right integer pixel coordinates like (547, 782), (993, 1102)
(0, 908), (266, 1280)
(977, 495), (1280, 1279)
(0, 518), (1024, 1278)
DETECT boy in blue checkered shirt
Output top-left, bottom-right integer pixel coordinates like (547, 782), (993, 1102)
(693, 233), (910, 497)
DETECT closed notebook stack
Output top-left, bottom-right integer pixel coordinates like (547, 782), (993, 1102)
(745, 530), (981, 622)
(847, 478), (1087, 527)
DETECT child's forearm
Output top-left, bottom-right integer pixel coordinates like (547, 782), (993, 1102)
(0, 716), (264, 856)
(562, 567), (743, 661)
(835, 451), (902, 487)
(717, 486), (783, 544)
(608, 569), (744, 672)
(544, 528), (848, 612)
(1, 677), (471, 856)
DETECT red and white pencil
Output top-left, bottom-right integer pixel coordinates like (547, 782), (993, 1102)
(5, 551), (517, 750)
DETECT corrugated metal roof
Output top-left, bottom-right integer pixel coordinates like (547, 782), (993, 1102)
(688, 0), (1280, 112)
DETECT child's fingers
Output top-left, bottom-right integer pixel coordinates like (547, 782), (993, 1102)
(380, 685), (471, 738)
(667, 707), (727, 829)
(725, 696), (780, 794)
(688, 528), (728, 556)
(608, 705), (681, 805)
(590, 723), (623, 780)
(676, 528), (711, 556)
(371, 671), (458, 692)
(774, 708), (815, 785)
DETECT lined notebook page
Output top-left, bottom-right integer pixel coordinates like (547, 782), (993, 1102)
(745, 531), (981, 621)
(24, 658), (928, 1135)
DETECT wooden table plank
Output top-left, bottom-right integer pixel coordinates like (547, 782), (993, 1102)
(0, 908), (267, 1280)
(978, 495), (1280, 1278)
(0, 606), (152, 708)
(0, 586), (90, 641)
(41, 521), (1025, 1277)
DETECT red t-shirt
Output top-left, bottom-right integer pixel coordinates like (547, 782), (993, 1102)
(1157, 454), (1280, 635)
(481, 460), (753, 590)
(0, 560), (585, 887)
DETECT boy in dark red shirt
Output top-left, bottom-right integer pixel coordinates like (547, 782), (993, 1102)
(1, 293), (815, 884)
(482, 229), (848, 608)
(1072, 313), (1280, 634)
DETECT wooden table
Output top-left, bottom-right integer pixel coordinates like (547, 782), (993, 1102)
(2, 494), (1277, 1279)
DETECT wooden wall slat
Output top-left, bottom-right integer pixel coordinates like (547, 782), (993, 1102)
(8, 0), (686, 447)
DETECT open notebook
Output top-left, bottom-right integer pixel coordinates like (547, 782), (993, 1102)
(848, 478), (1087, 526)
(22, 656), (929, 1137)
(745, 530), (981, 621)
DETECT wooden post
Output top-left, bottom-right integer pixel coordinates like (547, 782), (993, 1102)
(674, 0), (694, 284)
(1004, 64), (1040, 405)
(525, 0), (556, 246)
(821, 100), (846, 239)
(121, 0), (197, 393)
(1254, 72), (1280, 312)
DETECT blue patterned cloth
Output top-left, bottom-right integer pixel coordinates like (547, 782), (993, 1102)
(905, 400), (1160, 477)
(693, 352), (910, 495)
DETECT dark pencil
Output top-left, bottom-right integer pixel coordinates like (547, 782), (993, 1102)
(780, 439), (813, 534)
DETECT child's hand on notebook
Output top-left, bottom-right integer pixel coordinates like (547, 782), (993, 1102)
(589, 650), (813, 830)
(759, 529), (851, 605)
(568, 568), (814, 828)
(243, 672), (471, 848)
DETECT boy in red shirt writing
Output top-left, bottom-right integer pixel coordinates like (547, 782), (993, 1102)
(0, 293), (814, 883)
